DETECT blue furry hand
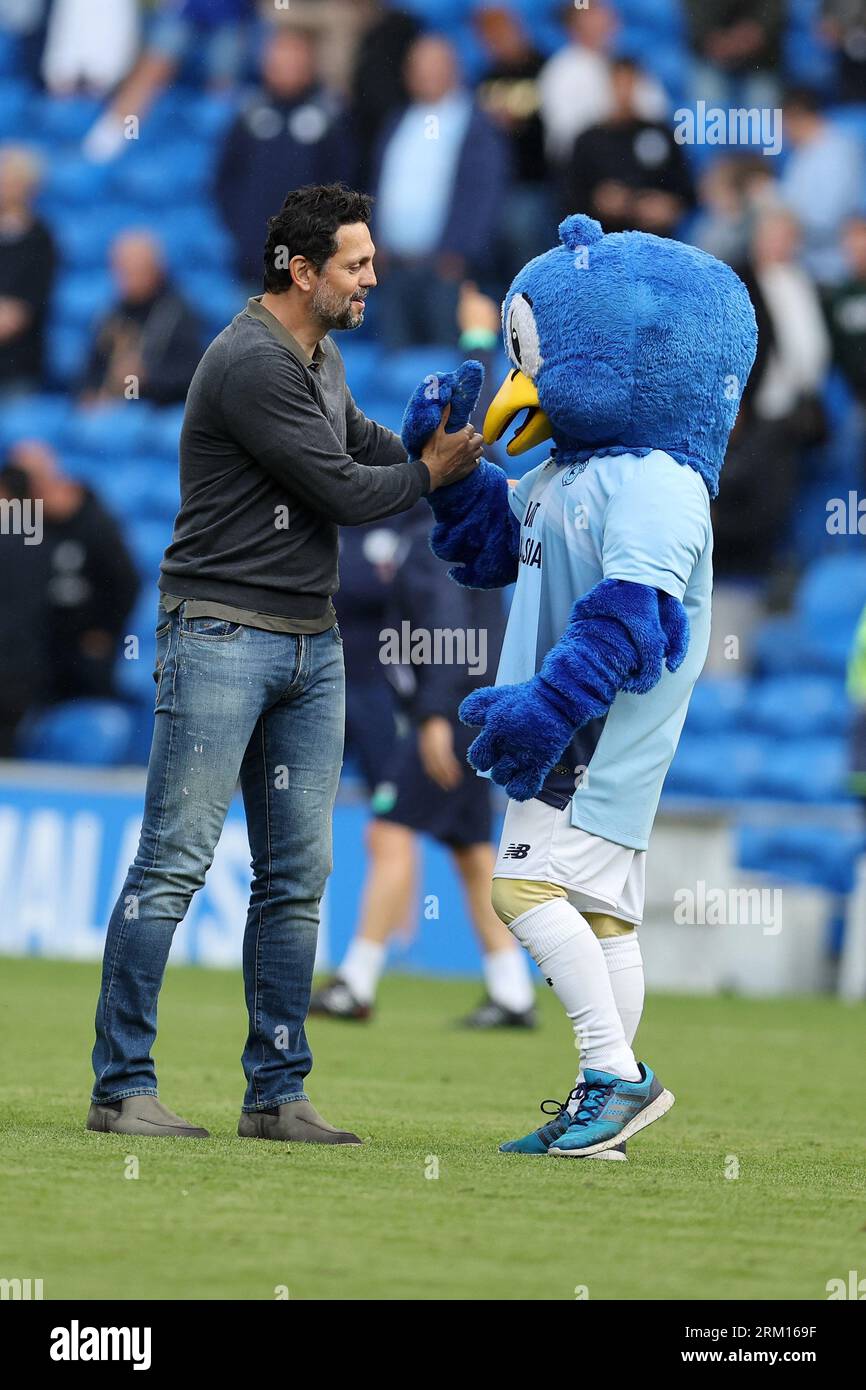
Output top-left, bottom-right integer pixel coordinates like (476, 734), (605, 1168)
(459, 679), (575, 801)
(401, 359), (484, 458)
(459, 579), (691, 801)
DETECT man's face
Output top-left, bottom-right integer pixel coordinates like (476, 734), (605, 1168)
(310, 222), (377, 332)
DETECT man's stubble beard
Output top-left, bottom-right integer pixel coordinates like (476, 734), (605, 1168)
(311, 279), (364, 332)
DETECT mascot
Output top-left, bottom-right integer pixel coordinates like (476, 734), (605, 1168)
(401, 214), (757, 1158)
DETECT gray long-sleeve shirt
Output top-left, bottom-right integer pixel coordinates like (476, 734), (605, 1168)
(159, 296), (430, 623)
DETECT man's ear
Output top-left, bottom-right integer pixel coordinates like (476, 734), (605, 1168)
(290, 254), (314, 292)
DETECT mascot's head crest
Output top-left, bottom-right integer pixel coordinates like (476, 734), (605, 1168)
(484, 214), (758, 497)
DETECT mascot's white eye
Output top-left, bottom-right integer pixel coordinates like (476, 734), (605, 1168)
(506, 292), (543, 379)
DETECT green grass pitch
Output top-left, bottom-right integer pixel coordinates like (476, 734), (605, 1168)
(1, 956), (864, 1301)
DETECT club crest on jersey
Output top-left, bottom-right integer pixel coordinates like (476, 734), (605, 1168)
(561, 463), (586, 487)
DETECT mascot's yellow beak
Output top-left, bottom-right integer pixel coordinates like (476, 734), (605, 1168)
(483, 368), (553, 456)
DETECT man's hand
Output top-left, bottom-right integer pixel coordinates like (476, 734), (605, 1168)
(418, 715), (463, 790)
(421, 402), (483, 492)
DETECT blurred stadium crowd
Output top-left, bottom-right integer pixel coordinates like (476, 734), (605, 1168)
(1, 0), (866, 908)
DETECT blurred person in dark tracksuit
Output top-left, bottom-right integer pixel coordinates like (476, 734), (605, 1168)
(216, 28), (356, 284)
(310, 497), (536, 1029)
(1, 440), (139, 703)
(337, 518), (404, 791)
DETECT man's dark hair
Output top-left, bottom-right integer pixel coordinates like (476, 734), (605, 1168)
(263, 183), (374, 293)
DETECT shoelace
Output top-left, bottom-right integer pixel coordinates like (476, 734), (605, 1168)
(539, 1082), (587, 1122)
(568, 1078), (616, 1128)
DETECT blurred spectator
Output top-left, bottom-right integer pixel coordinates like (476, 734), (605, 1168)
(216, 28), (355, 285)
(474, 5), (552, 272)
(372, 33), (510, 347)
(690, 156), (776, 265)
(538, 0), (666, 173)
(0, 460), (50, 755)
(563, 58), (696, 235)
(0, 0), (49, 86)
(0, 440), (139, 708)
(684, 0), (784, 109)
(824, 215), (866, 403)
(80, 231), (202, 405)
(714, 209), (830, 580)
(41, 0), (140, 98)
(348, 1), (422, 188)
(83, 0), (256, 162)
(0, 146), (56, 397)
(779, 87), (865, 285)
(821, 1), (866, 105)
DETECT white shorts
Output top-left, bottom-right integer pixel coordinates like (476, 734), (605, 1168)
(493, 799), (646, 926)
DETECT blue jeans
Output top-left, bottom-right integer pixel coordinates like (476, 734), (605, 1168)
(91, 601), (345, 1112)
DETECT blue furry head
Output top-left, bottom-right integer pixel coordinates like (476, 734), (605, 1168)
(501, 213), (758, 497)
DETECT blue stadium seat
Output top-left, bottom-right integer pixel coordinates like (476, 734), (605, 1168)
(0, 394), (71, 450)
(51, 270), (113, 328)
(738, 823), (864, 895)
(59, 205), (145, 271)
(144, 406), (185, 461)
(798, 553), (866, 632)
(17, 700), (135, 767)
(752, 738), (848, 803)
(682, 677), (749, 735)
(744, 675), (850, 740)
(0, 81), (32, 137)
(110, 141), (214, 205)
(41, 155), (111, 208)
(30, 93), (102, 143)
(126, 518), (174, 578)
(666, 732), (766, 799)
(65, 404), (155, 459)
(45, 323), (90, 388)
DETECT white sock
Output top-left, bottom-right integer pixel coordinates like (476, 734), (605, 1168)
(509, 899), (640, 1080)
(339, 938), (387, 1006)
(569, 932), (645, 1111)
(599, 933), (644, 1042)
(483, 945), (534, 1013)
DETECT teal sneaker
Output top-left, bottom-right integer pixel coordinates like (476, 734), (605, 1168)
(548, 1063), (674, 1158)
(498, 1084), (627, 1159)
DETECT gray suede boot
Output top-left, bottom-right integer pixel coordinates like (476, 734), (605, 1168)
(238, 1099), (362, 1144)
(86, 1095), (210, 1139)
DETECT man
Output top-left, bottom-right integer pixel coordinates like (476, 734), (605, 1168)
(563, 57), (695, 236)
(86, 183), (483, 1144)
(1, 439), (139, 701)
(80, 230), (203, 406)
(0, 145), (56, 395)
(372, 33), (510, 347)
(215, 28), (355, 284)
(779, 86), (865, 286)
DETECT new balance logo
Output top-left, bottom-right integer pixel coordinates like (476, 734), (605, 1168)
(502, 843), (531, 860)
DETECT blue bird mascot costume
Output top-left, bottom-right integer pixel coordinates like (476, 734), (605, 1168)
(400, 214), (757, 1158)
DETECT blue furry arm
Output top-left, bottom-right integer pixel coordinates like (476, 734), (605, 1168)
(459, 578), (689, 800)
(427, 461), (520, 589)
(400, 359), (518, 588)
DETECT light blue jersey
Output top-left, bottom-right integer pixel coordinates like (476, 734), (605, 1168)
(490, 450), (712, 850)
